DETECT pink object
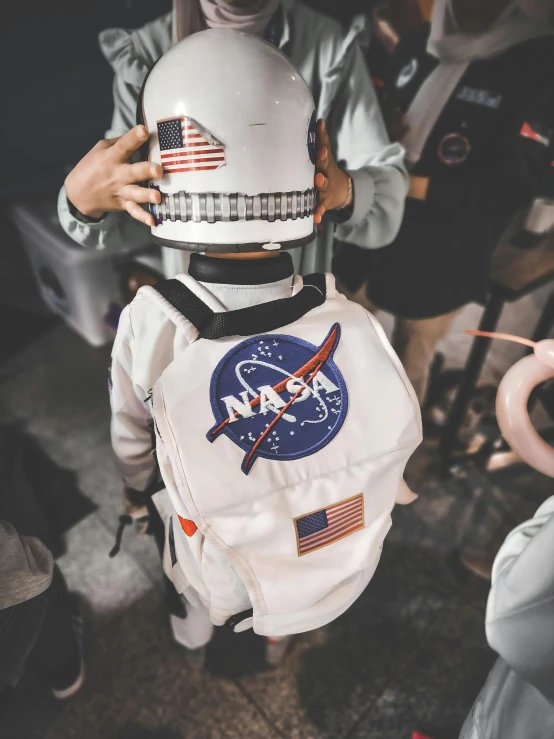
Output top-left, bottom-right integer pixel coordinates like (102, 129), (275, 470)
(466, 331), (554, 477)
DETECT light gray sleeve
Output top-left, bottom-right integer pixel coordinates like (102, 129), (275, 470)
(485, 496), (554, 702)
(0, 520), (53, 610)
(326, 30), (408, 248)
(57, 23), (159, 253)
(57, 187), (151, 253)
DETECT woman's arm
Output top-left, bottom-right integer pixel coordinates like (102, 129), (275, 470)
(326, 38), (409, 248)
(57, 40), (160, 250)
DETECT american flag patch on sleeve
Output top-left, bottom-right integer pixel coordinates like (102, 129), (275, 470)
(294, 494), (364, 556)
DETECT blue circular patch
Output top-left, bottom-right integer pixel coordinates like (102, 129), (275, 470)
(307, 111), (317, 165)
(207, 323), (347, 475)
(438, 133), (471, 165)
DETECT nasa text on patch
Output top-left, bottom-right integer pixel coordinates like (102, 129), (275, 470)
(207, 323), (348, 475)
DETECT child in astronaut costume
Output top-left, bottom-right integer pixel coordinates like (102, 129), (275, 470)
(109, 30), (422, 662)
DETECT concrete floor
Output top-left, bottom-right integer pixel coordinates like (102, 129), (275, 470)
(0, 210), (552, 739)
(1, 317), (552, 739)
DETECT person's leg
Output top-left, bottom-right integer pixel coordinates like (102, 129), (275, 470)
(335, 277), (379, 315)
(170, 598), (214, 651)
(392, 309), (461, 405)
(29, 566), (84, 698)
(265, 635), (293, 666)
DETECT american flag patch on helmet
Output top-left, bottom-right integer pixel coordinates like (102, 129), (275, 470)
(294, 494), (364, 556)
(157, 116), (226, 174)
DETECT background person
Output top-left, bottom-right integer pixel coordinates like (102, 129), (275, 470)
(334, 0), (554, 404)
(59, 0), (408, 279)
(460, 498), (554, 738)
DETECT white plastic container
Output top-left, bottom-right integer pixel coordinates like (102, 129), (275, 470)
(11, 200), (158, 347)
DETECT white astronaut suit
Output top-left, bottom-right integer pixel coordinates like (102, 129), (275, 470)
(109, 30), (422, 650)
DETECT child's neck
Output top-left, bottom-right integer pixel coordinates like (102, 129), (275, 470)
(188, 252), (294, 311)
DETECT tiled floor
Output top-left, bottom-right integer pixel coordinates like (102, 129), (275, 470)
(1, 317), (552, 739)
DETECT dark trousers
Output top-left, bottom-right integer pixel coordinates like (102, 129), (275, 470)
(28, 566), (76, 679)
(0, 427), (77, 688)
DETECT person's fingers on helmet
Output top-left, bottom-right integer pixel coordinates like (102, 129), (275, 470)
(125, 199), (154, 226)
(92, 138), (114, 151)
(121, 184), (159, 205)
(317, 145), (328, 161)
(315, 172), (328, 191)
(315, 119), (330, 153)
(316, 145), (329, 173)
(112, 126), (149, 162)
(316, 118), (328, 138)
(313, 203), (326, 224)
(124, 160), (163, 185)
(149, 187), (162, 204)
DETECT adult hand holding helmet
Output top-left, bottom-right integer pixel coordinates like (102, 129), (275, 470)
(64, 125), (162, 226)
(66, 30), (357, 235)
(313, 120), (353, 224)
(65, 120), (350, 230)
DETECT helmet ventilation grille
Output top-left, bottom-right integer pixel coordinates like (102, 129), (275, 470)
(151, 188), (315, 225)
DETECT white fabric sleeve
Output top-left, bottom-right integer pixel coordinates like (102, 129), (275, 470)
(109, 305), (157, 491)
(202, 539), (252, 626)
(327, 33), (408, 247)
(485, 495), (554, 701)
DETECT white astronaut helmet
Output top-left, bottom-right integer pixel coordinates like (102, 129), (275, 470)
(141, 29), (317, 253)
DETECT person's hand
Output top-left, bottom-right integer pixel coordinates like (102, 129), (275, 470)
(64, 125), (163, 226)
(123, 485), (150, 534)
(408, 175), (430, 201)
(313, 119), (352, 225)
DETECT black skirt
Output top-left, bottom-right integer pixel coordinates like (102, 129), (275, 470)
(333, 200), (500, 320)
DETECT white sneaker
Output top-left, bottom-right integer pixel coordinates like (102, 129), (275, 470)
(265, 636), (292, 667)
(170, 614), (208, 670)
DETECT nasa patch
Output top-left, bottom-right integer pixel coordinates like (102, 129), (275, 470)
(396, 58), (418, 89)
(307, 111), (317, 165)
(207, 323), (347, 475)
(437, 133), (471, 165)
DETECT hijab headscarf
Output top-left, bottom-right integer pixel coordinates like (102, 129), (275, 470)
(402, 0), (554, 165)
(172, 0), (279, 45)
